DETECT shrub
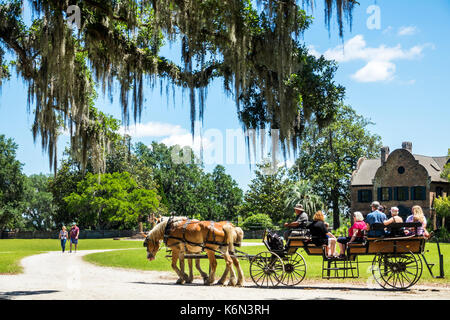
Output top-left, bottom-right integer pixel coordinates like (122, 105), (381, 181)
(241, 213), (273, 230)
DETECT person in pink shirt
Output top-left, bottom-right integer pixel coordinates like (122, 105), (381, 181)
(337, 211), (367, 258)
(69, 222), (80, 253)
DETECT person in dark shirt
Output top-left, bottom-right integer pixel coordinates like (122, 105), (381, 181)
(283, 203), (309, 240)
(307, 211), (337, 257)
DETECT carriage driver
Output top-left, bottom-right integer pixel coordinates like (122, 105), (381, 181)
(283, 203), (309, 241)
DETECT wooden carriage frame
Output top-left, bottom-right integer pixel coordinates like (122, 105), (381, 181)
(248, 222), (444, 290)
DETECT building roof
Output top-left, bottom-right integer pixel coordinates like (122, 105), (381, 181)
(351, 154), (449, 186)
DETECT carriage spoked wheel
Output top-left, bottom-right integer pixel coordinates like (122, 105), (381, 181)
(280, 252), (307, 286)
(250, 251), (285, 287)
(372, 246), (423, 290)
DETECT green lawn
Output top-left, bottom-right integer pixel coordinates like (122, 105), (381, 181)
(0, 238), (141, 274)
(1, 238), (449, 286)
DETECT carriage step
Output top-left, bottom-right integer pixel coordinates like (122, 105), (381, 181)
(323, 267), (357, 271)
(323, 276), (359, 279)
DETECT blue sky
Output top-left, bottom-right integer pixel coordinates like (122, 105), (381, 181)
(0, 0), (449, 192)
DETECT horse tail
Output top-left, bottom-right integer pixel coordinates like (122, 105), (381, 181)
(222, 223), (236, 255)
(235, 227), (244, 247)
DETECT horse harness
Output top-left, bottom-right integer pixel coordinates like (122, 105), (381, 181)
(163, 218), (229, 253)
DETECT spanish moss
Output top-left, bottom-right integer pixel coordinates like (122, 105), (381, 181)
(0, 0), (354, 173)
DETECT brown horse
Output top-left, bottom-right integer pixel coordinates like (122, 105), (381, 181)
(215, 223), (244, 286)
(144, 217), (244, 286)
(183, 221), (244, 286)
(145, 216), (209, 284)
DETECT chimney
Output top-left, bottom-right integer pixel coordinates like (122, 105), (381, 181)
(402, 141), (412, 153)
(381, 146), (390, 165)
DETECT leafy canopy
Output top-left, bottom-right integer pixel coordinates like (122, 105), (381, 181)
(0, 0), (356, 172)
(0, 134), (26, 230)
(64, 171), (160, 229)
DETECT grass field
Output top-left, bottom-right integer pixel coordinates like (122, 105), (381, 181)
(1, 238), (449, 286)
(0, 238), (141, 274)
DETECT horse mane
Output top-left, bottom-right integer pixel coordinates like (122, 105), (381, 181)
(146, 216), (188, 243)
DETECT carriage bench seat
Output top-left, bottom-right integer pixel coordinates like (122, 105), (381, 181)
(347, 242), (367, 255)
(286, 236), (311, 248)
(347, 242), (366, 247)
(286, 237), (326, 255)
(370, 222), (422, 231)
(287, 236), (311, 241)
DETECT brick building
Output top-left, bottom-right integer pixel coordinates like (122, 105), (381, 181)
(350, 142), (449, 226)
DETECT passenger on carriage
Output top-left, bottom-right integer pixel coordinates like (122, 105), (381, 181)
(283, 203), (309, 240)
(384, 207), (403, 225)
(307, 211), (337, 257)
(405, 205), (429, 238)
(337, 211), (366, 258)
(365, 201), (387, 237)
(383, 207), (404, 236)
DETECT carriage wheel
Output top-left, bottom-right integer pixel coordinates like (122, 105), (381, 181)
(372, 249), (423, 290)
(281, 252), (307, 286)
(250, 251), (284, 288)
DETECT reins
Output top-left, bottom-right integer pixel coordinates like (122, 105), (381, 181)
(163, 218), (231, 254)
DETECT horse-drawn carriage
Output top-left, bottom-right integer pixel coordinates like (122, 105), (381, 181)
(144, 217), (444, 290)
(250, 222), (444, 290)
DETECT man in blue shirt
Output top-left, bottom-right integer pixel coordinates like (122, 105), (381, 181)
(365, 201), (387, 237)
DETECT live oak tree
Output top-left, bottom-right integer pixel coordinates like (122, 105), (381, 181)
(134, 142), (242, 220)
(0, 135), (26, 230)
(290, 105), (382, 229)
(435, 196), (450, 231)
(64, 171), (160, 229)
(0, 0), (356, 173)
(49, 131), (163, 228)
(22, 173), (57, 231)
(206, 165), (243, 221)
(239, 162), (291, 225)
(442, 149), (450, 181)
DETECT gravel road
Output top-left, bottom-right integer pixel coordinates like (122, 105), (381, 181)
(1, 249), (449, 300)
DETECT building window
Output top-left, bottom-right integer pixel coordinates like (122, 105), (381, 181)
(398, 166), (405, 174)
(358, 189), (372, 203)
(394, 187), (409, 201)
(411, 186), (426, 201)
(378, 187), (392, 201)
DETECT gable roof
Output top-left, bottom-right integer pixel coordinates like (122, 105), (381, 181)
(351, 154), (449, 186)
(351, 159), (380, 186)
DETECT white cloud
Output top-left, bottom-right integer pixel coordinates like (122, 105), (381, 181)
(118, 120), (214, 154)
(323, 35), (426, 63)
(398, 26), (418, 36)
(319, 35), (431, 83)
(352, 60), (396, 83)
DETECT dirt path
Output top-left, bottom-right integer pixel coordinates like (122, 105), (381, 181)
(0, 249), (449, 300)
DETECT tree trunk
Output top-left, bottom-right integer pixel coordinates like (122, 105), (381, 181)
(329, 131), (340, 230)
(332, 191), (340, 230)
